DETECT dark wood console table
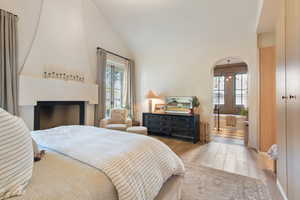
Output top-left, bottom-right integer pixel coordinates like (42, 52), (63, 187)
(143, 112), (200, 143)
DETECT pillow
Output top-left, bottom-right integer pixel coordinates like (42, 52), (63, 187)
(110, 109), (128, 124)
(0, 108), (33, 199)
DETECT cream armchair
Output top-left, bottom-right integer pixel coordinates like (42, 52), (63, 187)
(100, 108), (132, 131)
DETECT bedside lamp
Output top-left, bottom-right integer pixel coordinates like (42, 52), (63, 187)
(146, 90), (160, 113)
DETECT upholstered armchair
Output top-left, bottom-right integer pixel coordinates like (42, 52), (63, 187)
(100, 108), (132, 131)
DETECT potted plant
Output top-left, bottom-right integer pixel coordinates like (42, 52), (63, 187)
(192, 96), (200, 114)
(240, 107), (248, 120)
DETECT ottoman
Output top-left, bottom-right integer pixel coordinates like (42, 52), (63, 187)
(126, 126), (148, 135)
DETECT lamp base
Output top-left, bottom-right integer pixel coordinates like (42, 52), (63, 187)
(149, 99), (153, 113)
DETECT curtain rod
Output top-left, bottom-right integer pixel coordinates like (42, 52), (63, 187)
(97, 47), (130, 61)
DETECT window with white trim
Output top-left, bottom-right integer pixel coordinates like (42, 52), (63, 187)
(213, 76), (225, 105)
(105, 62), (126, 117)
(235, 73), (248, 107)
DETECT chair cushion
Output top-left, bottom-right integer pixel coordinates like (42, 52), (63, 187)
(0, 108), (33, 199)
(110, 109), (128, 124)
(127, 126), (148, 135)
(106, 124), (128, 131)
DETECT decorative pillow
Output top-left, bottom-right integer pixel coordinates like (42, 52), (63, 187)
(110, 109), (128, 124)
(0, 108), (33, 199)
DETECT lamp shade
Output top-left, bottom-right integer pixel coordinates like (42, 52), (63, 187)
(146, 90), (160, 99)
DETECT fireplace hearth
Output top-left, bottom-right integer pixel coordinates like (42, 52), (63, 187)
(34, 101), (85, 130)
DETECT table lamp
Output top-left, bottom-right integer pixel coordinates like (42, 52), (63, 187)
(146, 90), (160, 113)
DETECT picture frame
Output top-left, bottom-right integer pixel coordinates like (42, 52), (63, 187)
(154, 104), (166, 113)
(165, 96), (193, 114)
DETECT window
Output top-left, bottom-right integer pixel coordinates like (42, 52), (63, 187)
(235, 74), (248, 107)
(213, 76), (225, 105)
(105, 63), (126, 116)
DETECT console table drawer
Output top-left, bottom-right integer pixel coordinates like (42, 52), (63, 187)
(144, 115), (160, 122)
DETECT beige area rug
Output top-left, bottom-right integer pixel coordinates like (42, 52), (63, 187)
(182, 162), (272, 200)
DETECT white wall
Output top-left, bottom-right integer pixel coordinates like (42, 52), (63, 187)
(136, 34), (259, 149)
(0, 0), (132, 129)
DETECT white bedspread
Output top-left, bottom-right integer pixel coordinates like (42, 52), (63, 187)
(32, 126), (185, 200)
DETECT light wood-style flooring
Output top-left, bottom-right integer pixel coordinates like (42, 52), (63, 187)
(212, 128), (245, 140)
(155, 136), (284, 200)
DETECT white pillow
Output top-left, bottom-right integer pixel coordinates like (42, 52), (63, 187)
(0, 108), (33, 199)
(32, 138), (39, 157)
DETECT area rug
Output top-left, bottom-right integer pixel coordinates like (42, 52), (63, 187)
(182, 162), (272, 200)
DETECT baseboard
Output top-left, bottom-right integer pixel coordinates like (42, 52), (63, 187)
(277, 179), (288, 200)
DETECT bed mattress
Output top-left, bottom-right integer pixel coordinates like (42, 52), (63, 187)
(10, 150), (182, 200)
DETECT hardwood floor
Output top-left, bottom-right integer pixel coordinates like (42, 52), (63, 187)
(155, 136), (284, 200)
(211, 128), (245, 140)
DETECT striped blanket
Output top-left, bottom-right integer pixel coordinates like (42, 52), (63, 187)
(32, 126), (185, 200)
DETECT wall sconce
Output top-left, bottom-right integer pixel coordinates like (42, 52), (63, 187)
(226, 76), (232, 82)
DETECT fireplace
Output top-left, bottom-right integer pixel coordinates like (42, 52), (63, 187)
(34, 101), (85, 130)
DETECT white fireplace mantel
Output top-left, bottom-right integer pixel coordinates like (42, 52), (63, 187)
(19, 75), (98, 106)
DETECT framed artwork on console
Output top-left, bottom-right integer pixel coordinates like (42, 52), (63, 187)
(154, 104), (166, 113)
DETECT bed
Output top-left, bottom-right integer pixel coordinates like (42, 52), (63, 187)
(11, 126), (184, 200)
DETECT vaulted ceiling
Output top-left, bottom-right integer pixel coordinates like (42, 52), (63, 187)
(93, 0), (261, 57)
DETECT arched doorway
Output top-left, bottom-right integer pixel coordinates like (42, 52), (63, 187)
(212, 57), (248, 144)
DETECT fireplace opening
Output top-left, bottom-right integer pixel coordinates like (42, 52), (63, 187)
(34, 101), (85, 130)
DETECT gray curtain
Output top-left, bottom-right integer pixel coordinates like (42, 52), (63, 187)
(0, 9), (19, 115)
(127, 60), (137, 121)
(94, 48), (107, 126)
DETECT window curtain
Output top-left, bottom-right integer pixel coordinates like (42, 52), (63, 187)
(94, 49), (107, 126)
(0, 9), (19, 115)
(127, 60), (137, 121)
(122, 62), (128, 109)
